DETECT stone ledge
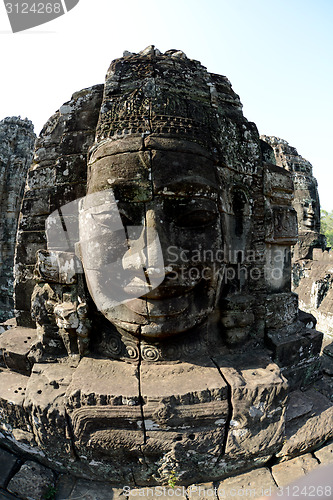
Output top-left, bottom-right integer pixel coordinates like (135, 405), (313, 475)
(271, 453), (319, 488)
(217, 468), (276, 499)
(0, 443), (332, 500)
(314, 441), (333, 465)
(0, 328), (38, 376)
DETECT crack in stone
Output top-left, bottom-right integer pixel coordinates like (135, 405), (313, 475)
(64, 409), (80, 461)
(137, 326), (147, 445)
(211, 357), (233, 463)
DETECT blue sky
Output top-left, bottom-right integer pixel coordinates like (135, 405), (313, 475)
(1, 0), (332, 209)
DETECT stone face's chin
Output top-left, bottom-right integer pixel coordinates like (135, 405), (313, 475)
(304, 219), (315, 229)
(104, 279), (216, 338)
(107, 308), (209, 338)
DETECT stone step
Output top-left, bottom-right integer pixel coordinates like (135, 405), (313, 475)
(217, 468), (277, 499)
(314, 441), (333, 465)
(0, 328), (38, 375)
(55, 475), (124, 500)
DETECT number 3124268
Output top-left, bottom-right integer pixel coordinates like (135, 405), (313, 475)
(5, 3), (62, 14)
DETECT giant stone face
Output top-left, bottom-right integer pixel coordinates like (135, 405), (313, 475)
(80, 138), (224, 338)
(293, 177), (320, 233)
(260, 135), (321, 235)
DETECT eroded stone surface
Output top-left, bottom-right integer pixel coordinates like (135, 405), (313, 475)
(65, 357), (143, 484)
(23, 362), (76, 468)
(277, 389), (333, 459)
(2, 439), (333, 500)
(0, 328), (38, 375)
(0, 369), (30, 432)
(216, 352), (288, 461)
(140, 361), (228, 484)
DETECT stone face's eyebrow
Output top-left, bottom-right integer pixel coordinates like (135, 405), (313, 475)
(88, 151), (153, 202)
(88, 147), (220, 200)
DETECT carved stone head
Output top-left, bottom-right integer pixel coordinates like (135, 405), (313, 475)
(16, 47), (299, 361)
(260, 135), (321, 234)
(79, 135), (225, 340)
(293, 176), (320, 233)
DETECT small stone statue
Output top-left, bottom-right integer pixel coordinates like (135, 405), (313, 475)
(54, 300), (90, 357)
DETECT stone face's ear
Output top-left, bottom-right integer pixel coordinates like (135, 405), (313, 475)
(45, 198), (82, 253)
(35, 250), (81, 285)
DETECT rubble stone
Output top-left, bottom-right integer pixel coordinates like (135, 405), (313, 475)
(0, 448), (18, 488)
(7, 461), (54, 500)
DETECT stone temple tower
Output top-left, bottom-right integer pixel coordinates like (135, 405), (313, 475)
(0, 117), (35, 322)
(0, 48), (330, 487)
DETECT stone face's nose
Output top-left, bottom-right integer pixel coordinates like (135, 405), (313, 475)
(122, 212), (165, 284)
(122, 228), (146, 272)
(145, 210), (166, 278)
(308, 203), (315, 215)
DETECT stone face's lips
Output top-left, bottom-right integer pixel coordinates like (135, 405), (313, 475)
(5, 0), (80, 33)
(139, 279), (201, 300)
(124, 283), (201, 318)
